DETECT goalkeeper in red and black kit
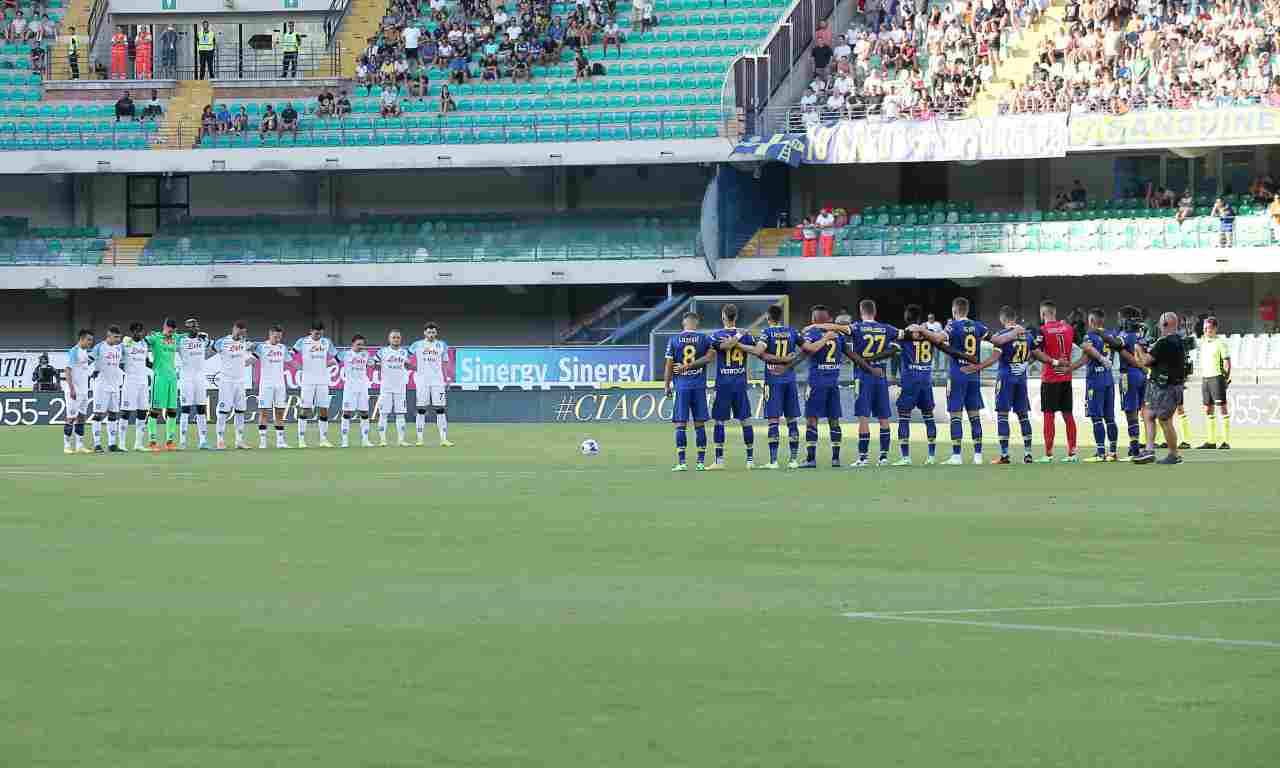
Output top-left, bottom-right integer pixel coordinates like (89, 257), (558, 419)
(1030, 299), (1080, 462)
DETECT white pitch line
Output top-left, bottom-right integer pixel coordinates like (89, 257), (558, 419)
(848, 596), (1280, 617)
(843, 612), (1280, 649)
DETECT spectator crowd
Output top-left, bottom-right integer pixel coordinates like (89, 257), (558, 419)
(1003, 0), (1280, 114)
(792, 0), (1048, 128)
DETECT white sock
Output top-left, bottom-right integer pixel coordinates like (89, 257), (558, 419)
(179, 412), (189, 443)
(196, 412), (208, 442)
(75, 431), (84, 449)
(91, 420), (101, 447)
(135, 420), (147, 448)
(63, 431), (71, 449)
(436, 412), (448, 442)
(298, 417), (308, 443)
(341, 416), (351, 444)
(319, 418), (329, 440)
(259, 424), (268, 447)
(395, 414), (406, 443)
(216, 412), (227, 442)
(360, 419), (370, 443)
(378, 413), (388, 441)
(416, 412), (426, 440)
(105, 420), (116, 447)
(276, 426), (288, 446)
(234, 413), (244, 444)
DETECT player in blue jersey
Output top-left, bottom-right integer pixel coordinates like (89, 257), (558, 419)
(1076, 308), (1119, 462)
(894, 305), (942, 465)
(663, 311), (714, 472)
(847, 299), (900, 466)
(707, 304), (757, 470)
(963, 306), (1035, 464)
(1103, 306), (1149, 458)
(944, 297), (990, 465)
(797, 304), (847, 468)
(747, 303), (803, 469)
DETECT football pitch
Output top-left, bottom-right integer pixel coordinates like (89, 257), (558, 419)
(2, 424), (1278, 767)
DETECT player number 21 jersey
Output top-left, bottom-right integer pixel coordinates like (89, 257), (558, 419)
(292, 336), (334, 387)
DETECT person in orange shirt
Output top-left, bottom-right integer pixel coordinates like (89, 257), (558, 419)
(110, 26), (128, 79)
(135, 26), (153, 79)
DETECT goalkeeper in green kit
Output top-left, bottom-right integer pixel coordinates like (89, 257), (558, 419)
(145, 318), (180, 450)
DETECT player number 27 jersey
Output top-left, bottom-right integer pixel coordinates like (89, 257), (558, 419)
(411, 339), (448, 387)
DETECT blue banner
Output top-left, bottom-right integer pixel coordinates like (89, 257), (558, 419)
(452, 346), (652, 386)
(730, 133), (807, 167)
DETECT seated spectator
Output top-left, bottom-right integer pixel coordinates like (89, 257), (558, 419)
(259, 104), (279, 138)
(336, 90), (352, 117)
(512, 53), (531, 82)
(574, 47), (591, 81)
(279, 102), (300, 140)
(214, 102), (232, 132)
(481, 52), (499, 81)
(30, 42), (44, 72)
(355, 56), (373, 95)
(1176, 189), (1194, 224)
(410, 62), (430, 97)
(317, 89), (334, 118)
(380, 84), (401, 117)
(141, 88), (163, 120)
(602, 18), (623, 57)
(8, 10), (27, 42)
(1069, 179), (1087, 209)
(448, 53), (470, 84)
(198, 104), (216, 141)
(232, 105), (248, 133)
(439, 84), (456, 114)
(115, 90), (135, 121)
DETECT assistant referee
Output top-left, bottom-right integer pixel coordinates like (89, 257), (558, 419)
(1197, 316), (1232, 450)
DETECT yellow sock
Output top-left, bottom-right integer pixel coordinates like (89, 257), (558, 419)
(1222, 413), (1231, 443)
(1206, 413), (1218, 443)
(1180, 412), (1191, 442)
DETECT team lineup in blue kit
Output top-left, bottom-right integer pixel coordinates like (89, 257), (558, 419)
(662, 299), (1157, 471)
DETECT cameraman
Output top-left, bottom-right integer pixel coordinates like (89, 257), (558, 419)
(1134, 312), (1187, 465)
(32, 353), (60, 392)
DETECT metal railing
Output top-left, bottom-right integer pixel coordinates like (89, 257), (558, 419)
(0, 239), (111, 266)
(324, 0), (354, 49)
(137, 237), (700, 264)
(1001, 82), (1280, 116)
(165, 47), (345, 81)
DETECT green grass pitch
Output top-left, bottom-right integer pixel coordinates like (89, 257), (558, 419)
(2, 423), (1279, 767)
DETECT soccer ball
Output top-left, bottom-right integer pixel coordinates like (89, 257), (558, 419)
(580, 438), (600, 456)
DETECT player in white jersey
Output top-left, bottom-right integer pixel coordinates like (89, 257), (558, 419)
(373, 329), (412, 446)
(177, 318), (212, 449)
(212, 320), (254, 450)
(62, 329), (95, 454)
(90, 325), (126, 452)
(292, 320), (337, 448)
(339, 334), (374, 448)
(120, 322), (152, 451)
(410, 321), (453, 447)
(253, 324), (291, 449)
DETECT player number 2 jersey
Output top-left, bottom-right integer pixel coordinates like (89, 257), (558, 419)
(410, 339), (448, 387)
(292, 336), (334, 387)
(376, 346), (411, 394)
(254, 342), (288, 389)
(803, 327), (843, 385)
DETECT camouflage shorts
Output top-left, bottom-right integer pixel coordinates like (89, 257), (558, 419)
(1145, 382), (1183, 420)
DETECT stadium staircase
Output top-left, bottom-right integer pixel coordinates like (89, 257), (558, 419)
(336, 0), (387, 78)
(162, 79), (213, 148)
(969, 1), (1065, 117)
(736, 227), (790, 258)
(108, 236), (147, 266)
(50, 0), (92, 81)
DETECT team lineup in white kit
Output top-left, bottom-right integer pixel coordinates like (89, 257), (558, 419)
(59, 318), (455, 453)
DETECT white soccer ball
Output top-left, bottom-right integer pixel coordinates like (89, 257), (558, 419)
(580, 438), (600, 456)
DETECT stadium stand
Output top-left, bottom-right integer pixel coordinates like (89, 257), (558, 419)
(999, 0), (1280, 114)
(0, 217), (111, 264)
(138, 213), (700, 263)
(758, 195), (1279, 257)
(190, 0), (768, 145)
(783, 0), (1053, 128)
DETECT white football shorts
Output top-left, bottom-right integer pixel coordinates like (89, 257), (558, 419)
(217, 381), (248, 413)
(379, 391), (407, 414)
(92, 385), (121, 414)
(420, 385), (447, 409)
(299, 384), (331, 410)
(342, 385), (371, 413)
(180, 375), (206, 408)
(257, 384), (288, 410)
(121, 380), (150, 412)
